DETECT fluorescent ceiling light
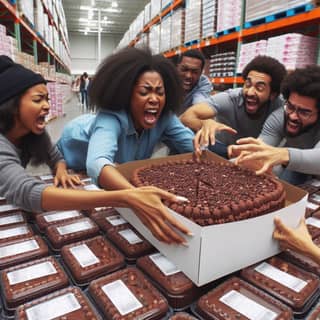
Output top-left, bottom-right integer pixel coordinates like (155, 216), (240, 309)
(79, 18), (114, 24)
(80, 5), (121, 13)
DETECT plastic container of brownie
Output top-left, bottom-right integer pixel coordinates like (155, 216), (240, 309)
(15, 286), (102, 320)
(107, 224), (155, 264)
(45, 217), (100, 253)
(35, 210), (85, 233)
(0, 256), (69, 317)
(306, 216), (320, 239)
(281, 236), (320, 277)
(168, 312), (199, 320)
(0, 236), (48, 270)
(88, 266), (170, 320)
(306, 302), (320, 319)
(136, 253), (203, 310)
(0, 204), (22, 214)
(91, 208), (129, 233)
(0, 224), (34, 245)
(191, 276), (293, 320)
(60, 235), (125, 287)
(240, 256), (320, 318)
(0, 212), (28, 228)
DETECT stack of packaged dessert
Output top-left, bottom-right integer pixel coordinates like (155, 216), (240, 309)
(1, 170), (320, 319)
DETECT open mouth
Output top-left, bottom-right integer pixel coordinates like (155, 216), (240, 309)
(36, 115), (47, 130)
(144, 109), (158, 125)
(245, 98), (259, 113)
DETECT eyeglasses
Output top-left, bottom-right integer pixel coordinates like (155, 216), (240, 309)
(284, 100), (318, 120)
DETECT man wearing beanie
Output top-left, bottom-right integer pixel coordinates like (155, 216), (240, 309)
(0, 55), (191, 245)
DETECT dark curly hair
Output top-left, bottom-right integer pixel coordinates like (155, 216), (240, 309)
(89, 47), (183, 114)
(242, 55), (287, 95)
(281, 65), (320, 110)
(176, 49), (206, 70)
(0, 94), (51, 166)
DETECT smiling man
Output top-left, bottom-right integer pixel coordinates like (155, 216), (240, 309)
(229, 65), (320, 184)
(182, 56), (287, 158)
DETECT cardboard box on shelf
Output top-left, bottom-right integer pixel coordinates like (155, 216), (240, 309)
(116, 152), (307, 287)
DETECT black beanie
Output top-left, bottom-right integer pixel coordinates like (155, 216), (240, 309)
(0, 55), (46, 105)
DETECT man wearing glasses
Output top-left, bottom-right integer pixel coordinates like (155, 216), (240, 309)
(182, 56), (287, 158)
(229, 65), (320, 185)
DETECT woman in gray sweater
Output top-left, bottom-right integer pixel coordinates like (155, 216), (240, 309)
(0, 55), (190, 246)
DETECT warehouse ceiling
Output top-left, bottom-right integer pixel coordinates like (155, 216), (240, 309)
(62, 0), (149, 36)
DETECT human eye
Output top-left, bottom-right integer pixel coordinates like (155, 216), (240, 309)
(299, 109), (312, 118)
(255, 84), (266, 92)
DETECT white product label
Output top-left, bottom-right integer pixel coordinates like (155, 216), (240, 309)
(310, 179), (320, 187)
(102, 280), (143, 316)
(25, 293), (81, 320)
(84, 184), (102, 191)
(220, 290), (278, 320)
(149, 253), (180, 276)
(7, 261), (57, 285)
(0, 204), (19, 212)
(311, 194), (320, 203)
(106, 215), (127, 226)
(57, 220), (92, 235)
(0, 225), (28, 239)
(94, 206), (110, 211)
(0, 239), (39, 258)
(119, 229), (143, 244)
(306, 217), (320, 228)
(0, 214), (23, 225)
(307, 201), (319, 210)
(39, 174), (54, 180)
(255, 262), (307, 292)
(70, 244), (100, 268)
(44, 210), (80, 222)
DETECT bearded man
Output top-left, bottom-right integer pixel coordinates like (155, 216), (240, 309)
(182, 56), (287, 158)
(229, 65), (320, 185)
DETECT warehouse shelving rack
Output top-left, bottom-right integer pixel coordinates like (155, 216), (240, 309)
(128, 0), (320, 86)
(0, 0), (70, 74)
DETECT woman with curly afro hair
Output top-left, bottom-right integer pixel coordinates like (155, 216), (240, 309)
(58, 47), (194, 243)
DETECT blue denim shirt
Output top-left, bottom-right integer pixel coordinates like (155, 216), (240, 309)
(57, 110), (194, 184)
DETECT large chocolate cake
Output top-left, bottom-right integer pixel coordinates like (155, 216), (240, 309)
(132, 159), (285, 225)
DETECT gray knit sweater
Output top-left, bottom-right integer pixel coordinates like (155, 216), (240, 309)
(0, 133), (63, 212)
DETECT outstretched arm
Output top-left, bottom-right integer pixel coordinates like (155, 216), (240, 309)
(42, 184), (192, 245)
(273, 217), (320, 265)
(180, 103), (216, 132)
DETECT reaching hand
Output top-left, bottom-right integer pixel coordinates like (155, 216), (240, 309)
(126, 186), (192, 245)
(228, 137), (289, 175)
(273, 217), (316, 257)
(194, 119), (237, 159)
(54, 169), (84, 188)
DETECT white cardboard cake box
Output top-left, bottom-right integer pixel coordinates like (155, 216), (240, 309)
(116, 152), (307, 287)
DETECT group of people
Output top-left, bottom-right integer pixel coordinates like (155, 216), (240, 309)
(0, 45), (319, 263)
